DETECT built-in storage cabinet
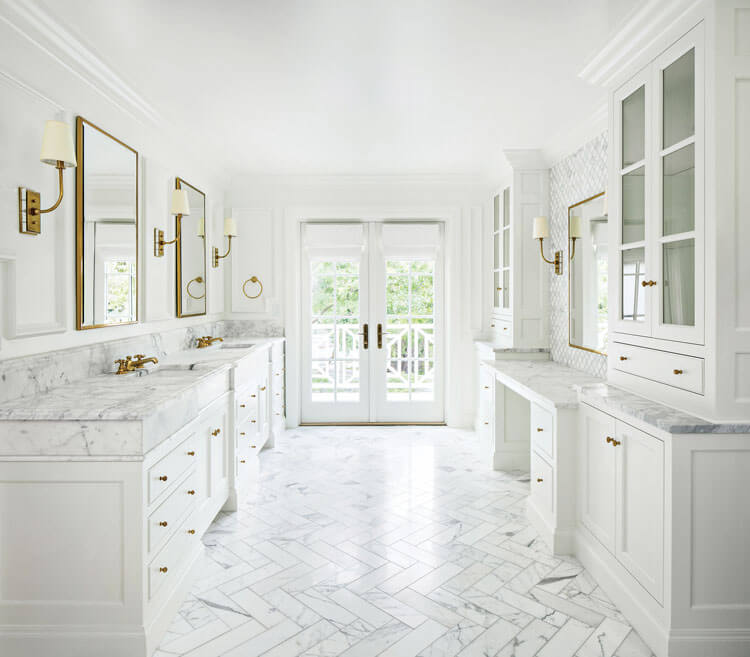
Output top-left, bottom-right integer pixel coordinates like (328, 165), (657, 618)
(613, 27), (704, 346)
(579, 403), (664, 604)
(487, 150), (549, 348)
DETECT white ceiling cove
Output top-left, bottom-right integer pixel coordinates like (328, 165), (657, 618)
(37, 0), (615, 179)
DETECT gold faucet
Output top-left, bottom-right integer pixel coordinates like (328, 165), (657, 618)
(114, 354), (159, 375)
(197, 336), (224, 349)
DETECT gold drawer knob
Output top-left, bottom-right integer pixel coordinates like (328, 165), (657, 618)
(491, 324), (495, 328)
(260, 386), (266, 391)
(251, 394), (256, 398)
(159, 521), (168, 527)
(673, 369), (683, 375)
(158, 475), (168, 482)
(497, 287), (502, 291)
(251, 445), (257, 449)
(211, 428), (221, 436)
(240, 459), (246, 463)
(484, 421), (489, 425)
(159, 566), (168, 573)
(187, 450), (195, 456)
(606, 436), (621, 447)
(240, 403), (246, 408)
(187, 489), (195, 495)
(536, 427), (543, 432)
(536, 477), (543, 483)
(483, 386), (489, 389)
(619, 356), (628, 361)
(641, 280), (657, 287)
(503, 327), (508, 331)
(187, 529), (196, 535)
(251, 420), (257, 423)
(240, 432), (246, 436)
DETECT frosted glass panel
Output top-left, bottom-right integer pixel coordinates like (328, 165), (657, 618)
(663, 239), (695, 326)
(502, 270), (510, 308)
(663, 49), (695, 148)
(622, 167), (645, 243)
(502, 229), (510, 266)
(503, 188), (510, 227)
(493, 233), (500, 269)
(622, 247), (646, 322)
(494, 271), (501, 307)
(622, 86), (645, 167)
(493, 194), (500, 232)
(663, 143), (695, 235)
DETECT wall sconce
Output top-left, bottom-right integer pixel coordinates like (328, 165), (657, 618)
(154, 187), (190, 256)
(569, 215), (581, 261)
(532, 216), (562, 275)
(213, 217), (237, 268)
(18, 120), (77, 235)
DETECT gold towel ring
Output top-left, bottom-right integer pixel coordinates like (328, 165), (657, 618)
(242, 275), (263, 299)
(187, 276), (206, 299)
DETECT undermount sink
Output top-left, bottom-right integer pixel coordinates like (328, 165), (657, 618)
(219, 342), (258, 349)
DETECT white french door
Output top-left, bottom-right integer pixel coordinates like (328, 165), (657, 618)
(300, 222), (444, 424)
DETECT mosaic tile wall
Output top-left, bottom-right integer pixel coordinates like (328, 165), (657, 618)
(549, 132), (608, 378)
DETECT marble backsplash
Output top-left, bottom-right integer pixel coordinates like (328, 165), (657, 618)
(0, 319), (284, 404)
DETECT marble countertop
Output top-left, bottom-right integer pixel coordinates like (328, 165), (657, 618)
(482, 359), (603, 408)
(578, 383), (750, 435)
(0, 337), (283, 457)
(474, 340), (550, 354)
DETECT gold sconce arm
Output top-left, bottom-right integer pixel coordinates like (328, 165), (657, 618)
(36, 162), (65, 215)
(569, 237), (577, 261)
(154, 223), (180, 257)
(213, 235), (233, 268)
(18, 161), (67, 235)
(537, 238), (562, 275)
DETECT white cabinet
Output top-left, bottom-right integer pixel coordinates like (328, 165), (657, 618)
(579, 404), (664, 603)
(487, 150), (549, 348)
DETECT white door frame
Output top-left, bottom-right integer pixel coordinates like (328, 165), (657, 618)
(284, 205), (462, 428)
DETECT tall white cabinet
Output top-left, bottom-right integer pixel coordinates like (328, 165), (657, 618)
(602, 3), (750, 422)
(488, 149), (550, 348)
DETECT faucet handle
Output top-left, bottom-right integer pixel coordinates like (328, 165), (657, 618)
(134, 354), (145, 360)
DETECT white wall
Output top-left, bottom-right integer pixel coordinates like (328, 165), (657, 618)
(226, 175), (491, 428)
(0, 7), (227, 360)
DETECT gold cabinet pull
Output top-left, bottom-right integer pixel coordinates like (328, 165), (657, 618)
(260, 386), (266, 391)
(484, 421), (489, 425)
(641, 280), (657, 287)
(490, 323), (495, 328)
(211, 428), (221, 436)
(158, 475), (168, 482)
(673, 369), (683, 375)
(187, 489), (195, 495)
(251, 420), (257, 424)
(536, 427), (544, 432)
(251, 445), (257, 449)
(240, 403), (246, 408)
(159, 521), (168, 527)
(187, 529), (196, 535)
(619, 356), (628, 361)
(240, 459), (246, 463)
(187, 450), (195, 456)
(483, 386), (489, 389)
(536, 477), (543, 483)
(497, 287), (502, 291)
(251, 394), (256, 398)
(606, 436), (621, 447)
(159, 566), (168, 573)
(240, 431), (246, 436)
(503, 327), (508, 331)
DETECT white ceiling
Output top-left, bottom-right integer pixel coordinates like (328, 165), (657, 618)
(40, 0), (618, 180)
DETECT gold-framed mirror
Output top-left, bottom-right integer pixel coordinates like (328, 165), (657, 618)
(568, 192), (608, 355)
(75, 117), (139, 330)
(176, 178), (207, 317)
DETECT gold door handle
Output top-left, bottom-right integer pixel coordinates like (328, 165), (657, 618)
(159, 566), (168, 573)
(641, 280), (657, 287)
(536, 477), (543, 483)
(673, 369), (683, 375)
(359, 323), (369, 349)
(158, 475), (168, 481)
(187, 450), (195, 456)
(159, 521), (168, 527)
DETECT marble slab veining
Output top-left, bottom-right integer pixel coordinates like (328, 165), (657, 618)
(482, 359), (603, 408)
(474, 340), (550, 354)
(578, 383), (750, 435)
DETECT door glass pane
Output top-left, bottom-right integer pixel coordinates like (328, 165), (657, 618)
(310, 259), (361, 402)
(622, 86), (645, 167)
(385, 259), (435, 401)
(663, 143), (694, 235)
(622, 247), (646, 322)
(494, 271), (501, 307)
(503, 188), (510, 227)
(493, 232), (500, 269)
(502, 270), (510, 308)
(663, 48), (695, 149)
(503, 228), (510, 266)
(493, 194), (500, 232)
(663, 239), (695, 326)
(622, 167), (645, 243)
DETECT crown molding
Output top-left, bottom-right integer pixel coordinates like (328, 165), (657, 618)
(502, 148), (548, 170)
(230, 172), (494, 187)
(0, 0), (161, 126)
(542, 101), (608, 167)
(578, 0), (703, 88)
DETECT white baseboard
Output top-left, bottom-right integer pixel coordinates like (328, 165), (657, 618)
(0, 625), (145, 657)
(526, 499), (574, 555)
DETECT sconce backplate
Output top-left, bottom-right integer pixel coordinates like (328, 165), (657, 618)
(18, 187), (41, 235)
(154, 228), (165, 257)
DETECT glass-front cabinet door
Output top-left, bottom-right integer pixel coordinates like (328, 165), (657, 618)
(654, 32), (703, 344)
(492, 187), (511, 315)
(614, 71), (651, 336)
(613, 25), (703, 345)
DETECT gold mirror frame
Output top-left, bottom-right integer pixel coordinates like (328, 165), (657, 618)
(175, 177), (207, 318)
(568, 191), (607, 356)
(75, 116), (139, 330)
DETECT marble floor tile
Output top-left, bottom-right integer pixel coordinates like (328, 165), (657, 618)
(156, 426), (652, 657)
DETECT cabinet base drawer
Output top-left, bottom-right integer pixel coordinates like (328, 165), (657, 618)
(613, 342), (704, 395)
(530, 451), (554, 518)
(530, 403), (553, 460)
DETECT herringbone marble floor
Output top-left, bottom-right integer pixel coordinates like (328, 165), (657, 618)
(155, 426), (654, 657)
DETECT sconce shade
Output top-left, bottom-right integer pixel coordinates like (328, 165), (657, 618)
(197, 217), (205, 237)
(224, 217), (238, 237)
(532, 216), (550, 240)
(171, 188), (191, 216)
(569, 215), (582, 239)
(39, 120), (76, 168)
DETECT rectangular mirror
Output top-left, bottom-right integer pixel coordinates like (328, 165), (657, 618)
(176, 177), (206, 317)
(569, 192), (608, 355)
(75, 117), (138, 330)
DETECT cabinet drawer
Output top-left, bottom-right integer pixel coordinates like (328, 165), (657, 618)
(147, 469), (198, 554)
(613, 343), (704, 394)
(235, 387), (259, 425)
(271, 342), (284, 367)
(491, 318), (512, 342)
(148, 432), (199, 505)
(148, 511), (201, 600)
(530, 403), (553, 460)
(530, 451), (554, 517)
